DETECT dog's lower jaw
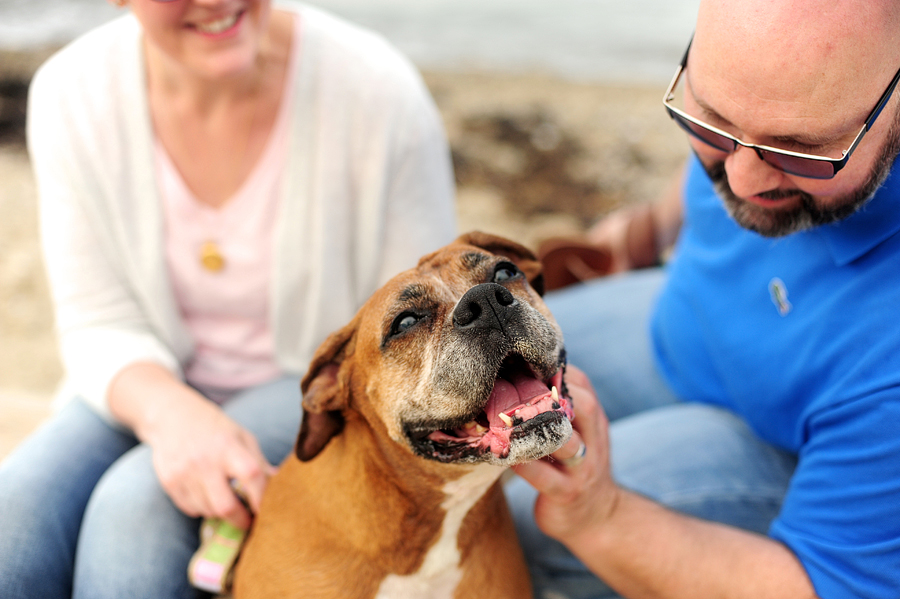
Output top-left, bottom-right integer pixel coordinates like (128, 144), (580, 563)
(411, 411), (573, 467)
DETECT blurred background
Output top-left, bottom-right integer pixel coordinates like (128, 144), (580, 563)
(0, 0), (696, 456)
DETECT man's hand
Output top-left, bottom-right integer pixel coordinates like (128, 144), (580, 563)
(512, 365), (818, 599)
(586, 207), (648, 274)
(513, 365), (622, 543)
(586, 165), (685, 274)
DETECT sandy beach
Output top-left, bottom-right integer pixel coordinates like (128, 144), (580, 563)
(0, 64), (687, 459)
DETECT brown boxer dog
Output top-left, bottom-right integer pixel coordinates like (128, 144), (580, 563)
(233, 232), (574, 599)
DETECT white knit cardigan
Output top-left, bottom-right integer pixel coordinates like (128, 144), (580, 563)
(26, 3), (457, 420)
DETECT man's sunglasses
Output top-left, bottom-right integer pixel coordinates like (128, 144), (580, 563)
(663, 38), (900, 180)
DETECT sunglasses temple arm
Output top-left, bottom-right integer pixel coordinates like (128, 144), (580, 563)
(865, 66), (900, 130)
(679, 35), (693, 68)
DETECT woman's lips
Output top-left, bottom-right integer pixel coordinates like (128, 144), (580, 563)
(189, 10), (244, 37)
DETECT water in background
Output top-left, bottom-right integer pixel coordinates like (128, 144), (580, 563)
(0, 0), (700, 83)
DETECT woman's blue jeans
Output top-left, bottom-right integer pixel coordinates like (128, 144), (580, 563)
(0, 376), (301, 599)
(505, 269), (798, 599)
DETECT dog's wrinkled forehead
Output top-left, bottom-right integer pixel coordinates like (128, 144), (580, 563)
(363, 247), (507, 337)
(350, 239), (545, 367)
(422, 246), (492, 273)
(413, 248), (496, 294)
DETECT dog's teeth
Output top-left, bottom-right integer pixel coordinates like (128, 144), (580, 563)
(460, 420), (487, 435)
(551, 386), (559, 401)
(498, 412), (514, 427)
(512, 409), (525, 426)
(468, 421), (487, 434)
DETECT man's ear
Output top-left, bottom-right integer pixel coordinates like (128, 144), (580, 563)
(456, 231), (545, 295)
(295, 318), (358, 461)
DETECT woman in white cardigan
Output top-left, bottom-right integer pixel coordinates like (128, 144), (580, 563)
(0, 1), (456, 597)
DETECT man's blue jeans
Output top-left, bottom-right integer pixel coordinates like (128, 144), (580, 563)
(505, 268), (798, 599)
(0, 376), (301, 599)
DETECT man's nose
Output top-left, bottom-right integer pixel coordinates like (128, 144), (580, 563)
(723, 145), (786, 199)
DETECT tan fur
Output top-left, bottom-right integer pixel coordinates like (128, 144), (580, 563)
(235, 419), (451, 598)
(452, 483), (533, 598)
(234, 232), (570, 598)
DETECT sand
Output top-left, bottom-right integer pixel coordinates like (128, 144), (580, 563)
(0, 67), (688, 459)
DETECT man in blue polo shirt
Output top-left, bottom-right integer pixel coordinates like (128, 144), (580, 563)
(506, 1), (900, 598)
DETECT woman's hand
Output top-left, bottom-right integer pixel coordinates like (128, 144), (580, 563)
(109, 363), (275, 530)
(144, 395), (275, 530)
(512, 365), (622, 544)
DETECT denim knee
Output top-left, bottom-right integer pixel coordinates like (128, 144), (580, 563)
(74, 445), (203, 599)
(0, 399), (137, 599)
(610, 403), (797, 533)
(0, 478), (79, 599)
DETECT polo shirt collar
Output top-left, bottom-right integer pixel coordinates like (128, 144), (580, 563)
(817, 160), (900, 266)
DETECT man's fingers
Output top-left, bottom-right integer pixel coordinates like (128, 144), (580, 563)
(551, 431), (586, 464)
(565, 364), (593, 390)
(564, 372), (608, 452)
(513, 459), (573, 498)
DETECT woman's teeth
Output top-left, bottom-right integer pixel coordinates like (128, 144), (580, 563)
(196, 13), (239, 34)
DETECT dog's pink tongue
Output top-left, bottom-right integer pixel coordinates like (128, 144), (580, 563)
(485, 370), (549, 427)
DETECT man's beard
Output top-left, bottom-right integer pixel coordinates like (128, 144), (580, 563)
(701, 115), (900, 237)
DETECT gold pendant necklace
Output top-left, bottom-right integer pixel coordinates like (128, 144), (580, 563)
(192, 70), (271, 275)
(200, 240), (226, 272)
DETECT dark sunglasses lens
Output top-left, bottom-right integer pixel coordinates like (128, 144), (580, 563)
(759, 150), (836, 180)
(668, 110), (735, 153)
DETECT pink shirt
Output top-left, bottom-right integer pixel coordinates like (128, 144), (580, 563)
(156, 21), (300, 397)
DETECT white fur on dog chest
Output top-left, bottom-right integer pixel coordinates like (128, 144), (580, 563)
(373, 465), (503, 599)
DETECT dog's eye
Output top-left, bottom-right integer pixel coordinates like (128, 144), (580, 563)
(493, 262), (522, 284)
(389, 311), (422, 337)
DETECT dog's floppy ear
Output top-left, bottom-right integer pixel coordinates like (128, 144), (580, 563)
(456, 231), (545, 295)
(295, 318), (358, 461)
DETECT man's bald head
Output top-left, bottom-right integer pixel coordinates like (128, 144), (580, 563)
(693, 0), (900, 136)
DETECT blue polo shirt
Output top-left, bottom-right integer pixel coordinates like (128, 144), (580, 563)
(651, 154), (900, 598)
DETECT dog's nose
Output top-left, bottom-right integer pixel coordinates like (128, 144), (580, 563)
(453, 283), (517, 330)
